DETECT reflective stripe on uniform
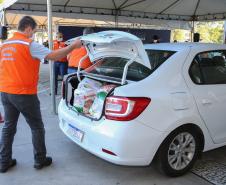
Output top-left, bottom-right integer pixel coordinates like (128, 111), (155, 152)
(2, 40), (30, 46)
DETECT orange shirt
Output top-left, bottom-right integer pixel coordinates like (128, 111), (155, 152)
(0, 32), (40, 94)
(67, 46), (92, 69)
(53, 40), (67, 62)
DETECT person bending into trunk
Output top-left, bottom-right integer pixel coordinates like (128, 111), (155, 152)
(0, 16), (82, 173)
(67, 27), (94, 74)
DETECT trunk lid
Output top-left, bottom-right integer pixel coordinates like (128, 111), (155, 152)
(68, 31), (151, 69)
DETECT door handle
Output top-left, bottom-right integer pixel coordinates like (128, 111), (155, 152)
(201, 99), (212, 105)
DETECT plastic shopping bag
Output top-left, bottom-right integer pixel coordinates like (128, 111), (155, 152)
(73, 78), (102, 114)
(89, 84), (116, 119)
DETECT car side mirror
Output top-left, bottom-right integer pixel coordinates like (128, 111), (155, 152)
(0, 26), (8, 40)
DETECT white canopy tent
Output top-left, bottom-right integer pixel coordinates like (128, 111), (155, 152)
(1, 0), (226, 113)
(1, 0), (226, 44)
(2, 0), (226, 41)
(1, 0), (226, 23)
(3, 13), (118, 28)
(0, 12), (191, 30)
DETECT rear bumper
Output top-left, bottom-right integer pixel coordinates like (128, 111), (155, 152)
(58, 99), (163, 166)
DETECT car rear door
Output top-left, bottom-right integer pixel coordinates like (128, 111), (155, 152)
(185, 49), (226, 144)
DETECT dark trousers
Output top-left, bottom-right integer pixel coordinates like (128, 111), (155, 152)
(0, 93), (46, 166)
(54, 61), (68, 94)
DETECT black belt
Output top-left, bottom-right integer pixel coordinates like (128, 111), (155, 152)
(68, 67), (78, 69)
(68, 67), (84, 70)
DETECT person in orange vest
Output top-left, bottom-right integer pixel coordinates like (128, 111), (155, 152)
(0, 16), (82, 173)
(53, 32), (68, 94)
(67, 28), (94, 74)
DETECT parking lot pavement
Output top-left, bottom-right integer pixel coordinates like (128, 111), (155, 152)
(0, 64), (212, 185)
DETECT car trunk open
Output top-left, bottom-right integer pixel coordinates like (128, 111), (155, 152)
(63, 56), (152, 120)
(63, 31), (152, 120)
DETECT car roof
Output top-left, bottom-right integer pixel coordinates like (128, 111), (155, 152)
(144, 43), (226, 52)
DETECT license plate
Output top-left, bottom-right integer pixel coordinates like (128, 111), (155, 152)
(67, 124), (84, 142)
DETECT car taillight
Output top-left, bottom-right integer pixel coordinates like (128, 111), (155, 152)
(61, 81), (65, 99)
(104, 96), (151, 121)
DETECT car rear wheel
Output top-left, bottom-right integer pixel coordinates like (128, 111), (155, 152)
(156, 127), (201, 177)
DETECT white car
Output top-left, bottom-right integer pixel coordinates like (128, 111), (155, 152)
(58, 31), (226, 177)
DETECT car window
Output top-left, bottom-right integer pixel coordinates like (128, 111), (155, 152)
(189, 50), (226, 84)
(85, 57), (151, 81)
(145, 50), (176, 70)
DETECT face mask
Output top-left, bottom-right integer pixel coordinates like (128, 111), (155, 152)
(58, 38), (63, 42)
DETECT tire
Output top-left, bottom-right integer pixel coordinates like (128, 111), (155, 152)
(155, 127), (202, 177)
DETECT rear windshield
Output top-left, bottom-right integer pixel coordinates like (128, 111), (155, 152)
(84, 50), (175, 82)
(85, 57), (151, 81)
(145, 49), (176, 69)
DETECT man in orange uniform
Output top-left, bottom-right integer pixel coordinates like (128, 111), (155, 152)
(67, 28), (94, 74)
(0, 16), (82, 173)
(53, 32), (68, 94)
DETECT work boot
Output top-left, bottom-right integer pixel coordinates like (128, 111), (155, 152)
(34, 156), (52, 169)
(0, 159), (17, 173)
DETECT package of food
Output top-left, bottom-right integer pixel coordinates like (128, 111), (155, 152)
(89, 91), (107, 119)
(73, 78), (102, 114)
(73, 89), (96, 114)
(89, 84), (117, 119)
(73, 93), (96, 114)
(78, 77), (102, 91)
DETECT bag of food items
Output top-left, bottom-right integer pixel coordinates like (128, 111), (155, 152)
(89, 84), (116, 119)
(73, 78), (102, 114)
(73, 77), (117, 119)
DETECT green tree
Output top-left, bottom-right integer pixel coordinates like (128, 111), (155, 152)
(195, 21), (224, 43)
(172, 29), (188, 42)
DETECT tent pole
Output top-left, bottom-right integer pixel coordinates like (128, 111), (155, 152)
(2, 9), (6, 26)
(115, 10), (119, 27)
(191, 20), (195, 42)
(41, 25), (44, 44)
(47, 0), (57, 114)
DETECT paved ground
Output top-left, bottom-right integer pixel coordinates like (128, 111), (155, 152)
(0, 64), (220, 185)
